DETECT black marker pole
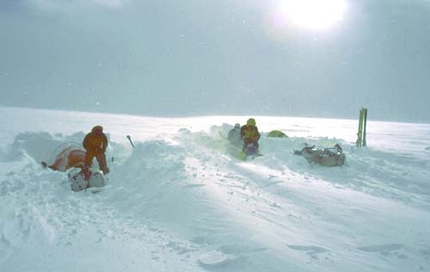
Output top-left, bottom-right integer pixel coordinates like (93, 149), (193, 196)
(126, 135), (135, 148)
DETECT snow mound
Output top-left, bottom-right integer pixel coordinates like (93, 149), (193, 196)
(1, 108), (430, 272)
(198, 250), (235, 267)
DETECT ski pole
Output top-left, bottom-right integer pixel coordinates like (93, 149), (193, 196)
(126, 135), (135, 148)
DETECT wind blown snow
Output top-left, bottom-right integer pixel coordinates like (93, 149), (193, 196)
(0, 106), (430, 272)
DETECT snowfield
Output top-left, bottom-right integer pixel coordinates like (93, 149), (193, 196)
(1, 106), (430, 272)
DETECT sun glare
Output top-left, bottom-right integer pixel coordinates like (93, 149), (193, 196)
(278, 0), (346, 30)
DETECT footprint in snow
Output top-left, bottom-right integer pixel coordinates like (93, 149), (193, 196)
(357, 243), (406, 258)
(287, 245), (330, 260)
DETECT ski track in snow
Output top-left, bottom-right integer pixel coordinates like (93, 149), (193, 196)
(0, 108), (430, 272)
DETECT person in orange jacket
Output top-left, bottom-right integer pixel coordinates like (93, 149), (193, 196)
(240, 118), (260, 155)
(82, 125), (109, 177)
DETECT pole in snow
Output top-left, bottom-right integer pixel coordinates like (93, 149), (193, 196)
(356, 107), (368, 147)
(126, 135), (135, 148)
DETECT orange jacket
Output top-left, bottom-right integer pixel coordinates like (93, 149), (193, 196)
(83, 132), (108, 153)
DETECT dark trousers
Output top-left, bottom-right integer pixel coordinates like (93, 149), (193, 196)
(243, 140), (259, 154)
(84, 151), (109, 174)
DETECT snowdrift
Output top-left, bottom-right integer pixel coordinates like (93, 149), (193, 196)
(1, 107), (430, 272)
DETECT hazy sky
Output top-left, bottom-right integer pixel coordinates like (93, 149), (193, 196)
(1, 0), (430, 123)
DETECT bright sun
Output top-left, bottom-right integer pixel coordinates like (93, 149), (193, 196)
(278, 0), (346, 30)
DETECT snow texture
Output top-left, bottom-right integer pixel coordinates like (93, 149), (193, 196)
(0, 106), (430, 272)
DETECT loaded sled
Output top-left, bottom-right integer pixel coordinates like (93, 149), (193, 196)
(68, 167), (107, 192)
(294, 144), (346, 167)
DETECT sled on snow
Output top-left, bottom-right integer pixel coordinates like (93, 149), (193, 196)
(68, 167), (107, 192)
(294, 144), (345, 167)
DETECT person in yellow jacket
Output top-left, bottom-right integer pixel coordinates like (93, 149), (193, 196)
(82, 125), (109, 178)
(240, 118), (260, 155)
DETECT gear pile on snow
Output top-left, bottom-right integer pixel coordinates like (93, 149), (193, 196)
(68, 168), (106, 192)
(294, 144), (346, 167)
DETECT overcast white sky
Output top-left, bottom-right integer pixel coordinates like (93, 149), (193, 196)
(1, 0), (430, 123)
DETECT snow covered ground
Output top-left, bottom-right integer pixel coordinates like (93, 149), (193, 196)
(1, 106), (429, 272)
